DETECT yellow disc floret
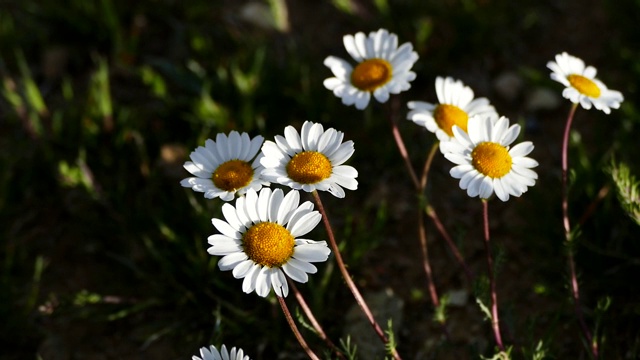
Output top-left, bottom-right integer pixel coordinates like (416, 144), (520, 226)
(471, 142), (513, 178)
(350, 58), (393, 91)
(286, 151), (332, 184)
(434, 104), (469, 137)
(212, 160), (254, 191)
(243, 222), (295, 267)
(568, 74), (601, 98)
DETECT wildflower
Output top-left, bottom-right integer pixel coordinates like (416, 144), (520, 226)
(181, 132), (267, 201)
(440, 115), (538, 201)
(407, 76), (498, 141)
(323, 28), (418, 110)
(547, 52), (623, 114)
(260, 121), (358, 198)
(208, 188), (330, 298)
(193, 344), (250, 360)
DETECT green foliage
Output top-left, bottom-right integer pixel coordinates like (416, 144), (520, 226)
(608, 160), (640, 226)
(339, 336), (358, 360)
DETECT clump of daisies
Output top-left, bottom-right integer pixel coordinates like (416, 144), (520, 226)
(547, 52), (624, 114)
(181, 132), (268, 201)
(323, 28), (419, 109)
(440, 115), (538, 202)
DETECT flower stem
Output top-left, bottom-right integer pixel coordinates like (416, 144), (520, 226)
(481, 199), (504, 352)
(417, 206), (440, 310)
(561, 103), (598, 358)
(311, 191), (402, 360)
(561, 103), (579, 238)
(386, 99), (420, 190)
(289, 280), (346, 359)
(277, 295), (320, 360)
(421, 143), (474, 285)
(426, 205), (474, 285)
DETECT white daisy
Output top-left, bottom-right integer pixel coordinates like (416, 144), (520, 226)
(407, 76), (499, 142)
(323, 28), (419, 110)
(208, 188), (330, 298)
(260, 121), (358, 198)
(181, 131), (268, 201)
(440, 115), (539, 202)
(193, 344), (250, 360)
(547, 52), (624, 114)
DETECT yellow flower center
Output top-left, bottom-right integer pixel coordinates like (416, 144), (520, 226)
(212, 160), (254, 191)
(350, 58), (393, 91)
(434, 104), (469, 137)
(243, 222), (295, 267)
(567, 74), (601, 98)
(471, 142), (513, 178)
(286, 151), (332, 184)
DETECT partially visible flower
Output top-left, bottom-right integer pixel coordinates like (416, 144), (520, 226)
(547, 52), (624, 114)
(407, 76), (499, 142)
(440, 115), (538, 202)
(181, 132), (268, 201)
(323, 28), (418, 110)
(260, 121), (358, 198)
(193, 344), (250, 360)
(208, 188), (330, 298)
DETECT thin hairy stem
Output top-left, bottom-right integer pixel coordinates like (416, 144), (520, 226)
(277, 295), (321, 360)
(562, 103), (579, 238)
(289, 280), (346, 359)
(426, 205), (474, 285)
(312, 191), (402, 360)
(561, 103), (598, 358)
(386, 98), (420, 190)
(482, 199), (504, 351)
(418, 207), (440, 309)
(421, 143), (474, 285)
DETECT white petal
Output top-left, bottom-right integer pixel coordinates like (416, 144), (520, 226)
(232, 259), (255, 278)
(255, 266), (272, 297)
(278, 190), (300, 225)
(293, 244), (331, 262)
(242, 264), (260, 294)
(257, 187), (272, 222)
(271, 269), (288, 297)
(287, 211), (322, 237)
(509, 142), (534, 157)
(212, 218), (242, 239)
(282, 263), (309, 283)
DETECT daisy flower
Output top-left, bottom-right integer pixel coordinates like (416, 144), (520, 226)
(193, 344), (250, 360)
(181, 131), (268, 201)
(407, 76), (499, 142)
(440, 115), (539, 202)
(260, 121), (358, 198)
(547, 52), (624, 114)
(208, 188), (330, 298)
(323, 28), (419, 110)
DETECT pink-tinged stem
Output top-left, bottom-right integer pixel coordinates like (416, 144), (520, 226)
(561, 103), (598, 358)
(420, 143), (474, 285)
(289, 280), (345, 359)
(277, 295), (320, 360)
(418, 143), (442, 310)
(417, 207), (440, 310)
(312, 191), (402, 360)
(481, 199), (504, 351)
(426, 205), (474, 285)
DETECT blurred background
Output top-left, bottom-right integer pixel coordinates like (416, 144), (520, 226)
(1, 0), (639, 359)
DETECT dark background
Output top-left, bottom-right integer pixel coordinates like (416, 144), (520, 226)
(1, 0), (639, 359)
